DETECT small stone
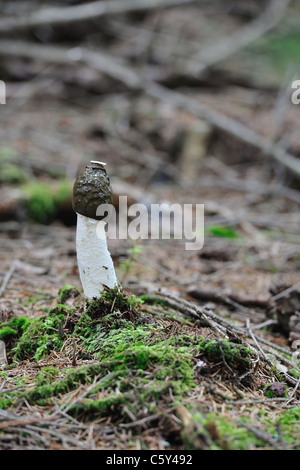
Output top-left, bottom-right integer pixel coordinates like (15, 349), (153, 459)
(266, 382), (286, 398)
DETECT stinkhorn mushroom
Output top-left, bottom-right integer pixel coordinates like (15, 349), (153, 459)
(72, 161), (118, 299)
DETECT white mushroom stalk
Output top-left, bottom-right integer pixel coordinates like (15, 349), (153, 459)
(73, 161), (119, 299)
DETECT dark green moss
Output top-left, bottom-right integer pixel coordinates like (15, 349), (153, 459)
(197, 338), (254, 372)
(0, 326), (18, 340)
(12, 319), (44, 361)
(0, 316), (32, 342)
(11, 303), (75, 361)
(83, 286), (146, 328)
(57, 284), (80, 304)
(25, 362), (110, 404)
(35, 367), (60, 387)
(140, 294), (166, 308)
(68, 394), (126, 418)
(0, 163), (28, 184)
(22, 181), (72, 225)
(4, 287), (255, 417)
(181, 412), (265, 450)
(0, 398), (14, 410)
(9, 316), (32, 333)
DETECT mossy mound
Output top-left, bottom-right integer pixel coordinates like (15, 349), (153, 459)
(180, 407), (300, 450)
(197, 338), (254, 375)
(0, 285), (256, 421)
(1, 285), (296, 450)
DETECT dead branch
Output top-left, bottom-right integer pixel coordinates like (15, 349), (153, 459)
(1, 39), (300, 179)
(0, 40), (141, 89)
(185, 0), (291, 76)
(0, 415), (57, 430)
(197, 176), (300, 205)
(150, 290), (300, 384)
(233, 419), (287, 450)
(147, 82), (300, 179)
(0, 0), (201, 32)
(0, 262), (16, 298)
(187, 287), (270, 310)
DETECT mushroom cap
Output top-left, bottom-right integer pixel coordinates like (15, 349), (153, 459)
(72, 162), (113, 220)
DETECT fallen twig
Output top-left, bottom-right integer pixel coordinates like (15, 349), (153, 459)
(185, 0), (291, 76)
(0, 262), (16, 298)
(0, 0), (201, 32)
(234, 419), (287, 450)
(147, 82), (300, 179)
(246, 318), (274, 366)
(0, 415), (57, 430)
(270, 280), (300, 302)
(0, 40), (141, 89)
(150, 290), (299, 384)
(187, 287), (270, 310)
(285, 375), (300, 405)
(1, 39), (299, 179)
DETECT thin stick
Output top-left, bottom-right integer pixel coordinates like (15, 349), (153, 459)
(0, 0), (201, 32)
(246, 319), (273, 366)
(153, 290), (299, 378)
(0, 262), (16, 298)
(146, 82), (300, 179)
(1, 39), (299, 179)
(186, 0), (291, 76)
(270, 280), (300, 302)
(285, 375), (300, 405)
(234, 419), (287, 450)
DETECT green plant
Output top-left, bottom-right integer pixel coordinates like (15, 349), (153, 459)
(249, 33), (300, 77)
(0, 316), (31, 340)
(22, 181), (72, 224)
(205, 225), (239, 239)
(57, 284), (80, 304)
(0, 147), (16, 162)
(119, 243), (143, 282)
(0, 164), (27, 184)
(0, 326), (18, 340)
(197, 338), (254, 372)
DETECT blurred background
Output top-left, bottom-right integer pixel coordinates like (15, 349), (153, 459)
(0, 0), (300, 332)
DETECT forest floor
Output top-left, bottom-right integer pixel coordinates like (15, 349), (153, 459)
(0, 0), (300, 451)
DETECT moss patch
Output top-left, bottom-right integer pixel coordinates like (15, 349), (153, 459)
(0, 285), (297, 449)
(57, 284), (80, 305)
(180, 407), (300, 450)
(10, 303), (75, 362)
(197, 338), (254, 374)
(21, 180), (72, 224)
(0, 288), (199, 416)
(0, 163), (28, 184)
